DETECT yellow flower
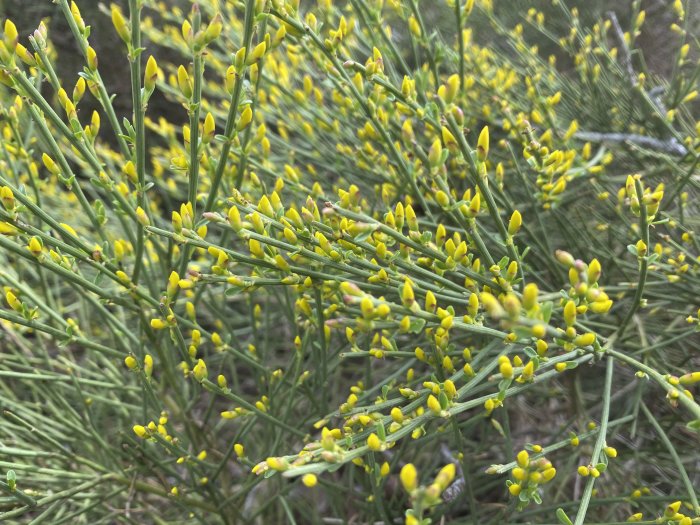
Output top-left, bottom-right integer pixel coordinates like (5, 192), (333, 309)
(516, 450), (529, 468)
(477, 126), (489, 161)
(508, 210), (522, 235)
(499, 358), (514, 379)
(302, 474), (317, 487)
(192, 359), (207, 382)
(143, 354), (153, 378)
(367, 433), (382, 451)
(400, 463), (417, 492)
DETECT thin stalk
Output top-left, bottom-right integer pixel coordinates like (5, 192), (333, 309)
(640, 403), (700, 515)
(616, 178), (649, 339)
(188, 8), (203, 212)
(573, 356), (614, 525)
(129, 0), (148, 284)
(454, 0), (465, 94)
(203, 0), (257, 213)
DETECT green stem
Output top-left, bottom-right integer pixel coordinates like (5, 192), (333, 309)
(573, 356), (614, 525)
(454, 0), (465, 94)
(640, 403), (700, 515)
(203, 0), (257, 213)
(188, 11), (203, 212)
(444, 110), (522, 271)
(57, 0), (130, 157)
(271, 9), (432, 216)
(616, 178), (649, 339)
(129, 0), (147, 285)
(606, 347), (700, 420)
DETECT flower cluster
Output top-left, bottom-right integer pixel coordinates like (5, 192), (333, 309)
(0, 0), (697, 523)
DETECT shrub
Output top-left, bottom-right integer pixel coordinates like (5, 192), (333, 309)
(0, 0), (698, 523)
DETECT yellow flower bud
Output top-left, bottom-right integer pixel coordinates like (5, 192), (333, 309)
(604, 446), (617, 458)
(135, 206), (149, 226)
(512, 467), (527, 481)
(587, 259), (601, 283)
(573, 333), (596, 347)
(111, 5), (130, 42)
(367, 433), (382, 451)
(589, 299), (612, 314)
(5, 290), (21, 312)
(468, 192), (481, 217)
(402, 281), (415, 307)
(42, 153), (60, 175)
(542, 467), (556, 482)
(679, 372), (700, 385)
(150, 318), (167, 330)
(516, 450), (529, 468)
(427, 394), (442, 415)
(203, 112), (215, 143)
(302, 473), (317, 487)
(203, 13), (223, 44)
(177, 65), (192, 99)
(247, 41), (267, 65)
(508, 210), (522, 236)
(477, 126), (489, 162)
(428, 139), (443, 168)
(434, 463), (455, 491)
(400, 463), (418, 492)
(27, 237), (42, 257)
(563, 300), (577, 327)
(522, 283), (538, 310)
(4, 20), (18, 49)
(435, 190), (449, 208)
(86, 46), (98, 70)
(144, 55), (158, 93)
(192, 359), (207, 382)
(266, 457), (287, 471)
(499, 358), (513, 379)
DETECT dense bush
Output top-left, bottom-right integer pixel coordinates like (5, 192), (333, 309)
(0, 0), (698, 523)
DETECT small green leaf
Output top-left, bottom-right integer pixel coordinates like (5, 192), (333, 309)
(6, 470), (16, 491)
(556, 508), (574, 525)
(541, 301), (553, 323)
(408, 318), (426, 334)
(491, 418), (506, 438)
(686, 419), (700, 432)
(523, 348), (537, 360)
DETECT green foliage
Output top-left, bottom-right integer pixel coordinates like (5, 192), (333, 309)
(0, 0), (698, 523)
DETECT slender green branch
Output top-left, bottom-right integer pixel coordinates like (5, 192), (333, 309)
(573, 356), (614, 525)
(128, 0), (148, 284)
(616, 178), (650, 339)
(641, 403), (700, 515)
(203, 0), (257, 213)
